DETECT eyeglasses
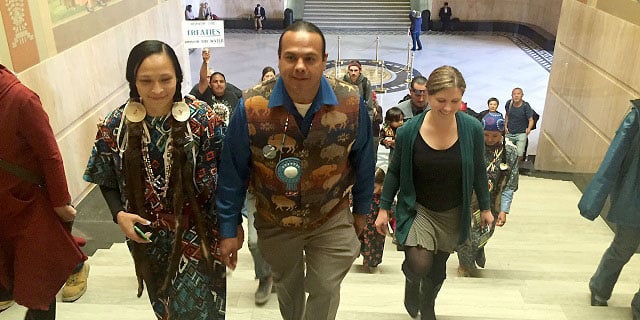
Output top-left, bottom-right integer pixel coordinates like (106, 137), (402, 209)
(411, 88), (426, 95)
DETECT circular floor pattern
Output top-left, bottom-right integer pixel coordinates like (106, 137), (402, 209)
(324, 58), (422, 93)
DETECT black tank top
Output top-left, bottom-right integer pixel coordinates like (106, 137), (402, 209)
(413, 133), (462, 212)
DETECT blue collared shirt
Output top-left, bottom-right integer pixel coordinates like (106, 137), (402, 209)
(215, 76), (375, 238)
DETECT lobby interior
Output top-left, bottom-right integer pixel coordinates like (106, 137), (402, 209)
(1, 0), (640, 319)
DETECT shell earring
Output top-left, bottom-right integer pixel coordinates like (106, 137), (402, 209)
(124, 100), (146, 123)
(171, 101), (190, 122)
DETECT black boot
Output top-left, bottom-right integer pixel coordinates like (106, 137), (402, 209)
(405, 278), (420, 317)
(420, 278), (436, 320)
(432, 283), (442, 300)
(402, 262), (421, 318)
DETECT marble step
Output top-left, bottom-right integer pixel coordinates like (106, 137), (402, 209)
(305, 0), (411, 4)
(303, 23), (410, 31)
(304, 5), (411, 12)
(4, 176), (639, 319)
(304, 0), (410, 31)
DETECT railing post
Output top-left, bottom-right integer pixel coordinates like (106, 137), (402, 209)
(374, 60), (387, 93)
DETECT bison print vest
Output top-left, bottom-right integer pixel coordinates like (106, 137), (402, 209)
(244, 78), (360, 230)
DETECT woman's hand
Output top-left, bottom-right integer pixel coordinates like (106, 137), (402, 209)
(374, 208), (390, 236)
(387, 140), (396, 148)
(496, 211), (507, 227)
(53, 205), (76, 222)
(116, 211), (152, 243)
(480, 209), (494, 229)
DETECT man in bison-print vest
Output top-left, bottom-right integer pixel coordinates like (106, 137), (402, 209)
(216, 22), (374, 320)
(218, 75), (374, 319)
(243, 77), (359, 229)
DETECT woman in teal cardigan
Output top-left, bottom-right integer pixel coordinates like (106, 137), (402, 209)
(375, 66), (493, 320)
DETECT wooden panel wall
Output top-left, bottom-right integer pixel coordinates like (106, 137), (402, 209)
(535, 0), (640, 173)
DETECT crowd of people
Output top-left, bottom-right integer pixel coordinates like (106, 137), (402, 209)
(184, 2), (218, 21)
(1, 16), (637, 320)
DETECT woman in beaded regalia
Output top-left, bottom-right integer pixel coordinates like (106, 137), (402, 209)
(83, 40), (232, 319)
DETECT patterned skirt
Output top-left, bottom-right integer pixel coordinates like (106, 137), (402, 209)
(127, 224), (226, 320)
(404, 203), (460, 253)
(360, 208), (386, 267)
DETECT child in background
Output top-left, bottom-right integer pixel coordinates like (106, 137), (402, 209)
(372, 91), (384, 156)
(476, 97), (502, 121)
(380, 107), (405, 161)
(360, 167), (388, 273)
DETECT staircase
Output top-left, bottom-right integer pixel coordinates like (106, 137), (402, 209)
(3, 176), (640, 319)
(304, 0), (411, 31)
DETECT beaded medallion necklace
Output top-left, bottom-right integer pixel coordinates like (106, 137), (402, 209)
(141, 118), (173, 203)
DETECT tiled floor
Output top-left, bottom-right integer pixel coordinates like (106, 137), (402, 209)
(187, 30), (550, 157)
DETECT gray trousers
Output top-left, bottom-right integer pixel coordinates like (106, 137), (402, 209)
(589, 224), (640, 318)
(245, 193), (272, 279)
(256, 209), (360, 320)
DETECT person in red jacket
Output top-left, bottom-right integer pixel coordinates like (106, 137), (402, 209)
(0, 64), (86, 319)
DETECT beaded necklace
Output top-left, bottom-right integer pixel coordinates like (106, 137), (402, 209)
(141, 118), (173, 206)
(119, 100), (197, 215)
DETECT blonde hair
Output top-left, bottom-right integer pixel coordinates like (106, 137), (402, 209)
(426, 65), (466, 96)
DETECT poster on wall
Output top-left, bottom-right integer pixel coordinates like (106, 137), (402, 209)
(48, 0), (157, 53)
(48, 0), (116, 25)
(183, 20), (225, 48)
(1, 0), (40, 72)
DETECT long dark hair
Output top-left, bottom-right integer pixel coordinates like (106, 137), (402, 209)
(261, 66), (276, 81)
(126, 40), (183, 103)
(384, 107), (404, 124)
(124, 40), (185, 224)
(123, 40), (213, 296)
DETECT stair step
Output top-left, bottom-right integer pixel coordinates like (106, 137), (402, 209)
(305, 1), (410, 3)
(304, 0), (411, 31)
(306, 9), (410, 13)
(5, 172), (640, 319)
(306, 8), (409, 11)
(305, 5), (410, 8)
(305, 17), (409, 22)
(308, 22), (410, 27)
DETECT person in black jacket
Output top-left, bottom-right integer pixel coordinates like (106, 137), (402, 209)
(254, 4), (266, 31)
(439, 2), (452, 31)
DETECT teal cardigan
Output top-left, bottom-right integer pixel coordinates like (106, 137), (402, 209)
(380, 110), (491, 245)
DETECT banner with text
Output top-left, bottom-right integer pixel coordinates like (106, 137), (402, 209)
(1, 0), (39, 72)
(183, 20), (225, 48)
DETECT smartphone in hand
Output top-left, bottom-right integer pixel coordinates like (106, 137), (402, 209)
(133, 225), (152, 242)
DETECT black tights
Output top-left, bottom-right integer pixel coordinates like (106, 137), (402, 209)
(404, 246), (450, 285)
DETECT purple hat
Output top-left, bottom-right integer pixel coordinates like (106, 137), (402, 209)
(482, 112), (505, 131)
